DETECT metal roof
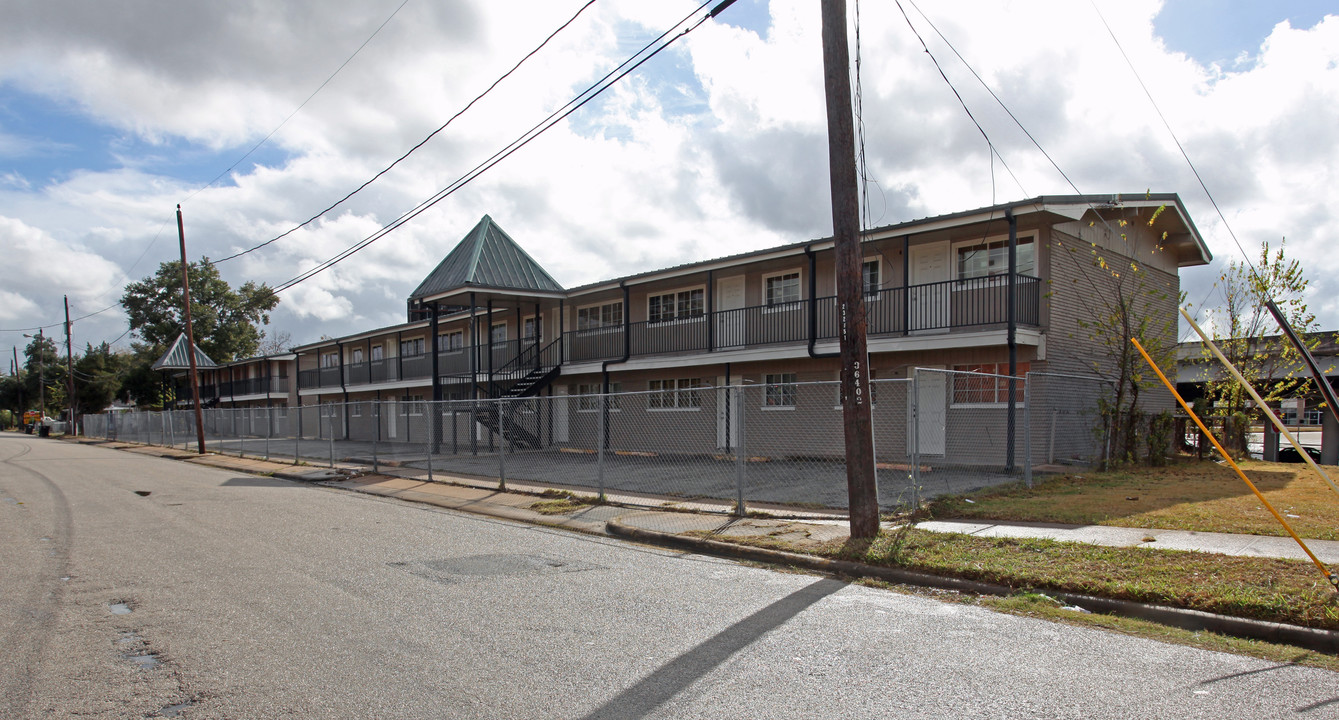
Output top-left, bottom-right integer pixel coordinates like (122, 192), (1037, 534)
(150, 333), (218, 371)
(409, 215), (564, 301)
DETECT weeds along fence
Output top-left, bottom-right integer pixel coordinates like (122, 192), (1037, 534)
(82, 372), (1113, 517)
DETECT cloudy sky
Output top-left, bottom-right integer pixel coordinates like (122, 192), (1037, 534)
(2, 0), (1336, 360)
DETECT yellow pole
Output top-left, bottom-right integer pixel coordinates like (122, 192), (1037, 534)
(1131, 337), (1336, 590)
(1180, 306), (1339, 500)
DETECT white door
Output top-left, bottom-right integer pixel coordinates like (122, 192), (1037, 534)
(909, 244), (950, 333)
(715, 276), (746, 347)
(385, 399), (397, 440)
(914, 368), (947, 456)
(552, 386), (569, 443)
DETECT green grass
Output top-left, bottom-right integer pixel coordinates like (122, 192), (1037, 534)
(702, 527), (1339, 630)
(529, 488), (597, 515)
(928, 456), (1339, 540)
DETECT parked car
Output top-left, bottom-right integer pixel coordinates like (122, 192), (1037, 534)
(1278, 445), (1323, 464)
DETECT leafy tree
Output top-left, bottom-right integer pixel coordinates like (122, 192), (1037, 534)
(22, 332), (67, 417)
(74, 342), (127, 413)
(1065, 204), (1181, 466)
(1200, 238), (1327, 450)
(121, 258), (279, 363)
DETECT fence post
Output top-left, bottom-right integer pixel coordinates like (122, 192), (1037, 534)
(498, 398), (507, 491)
(911, 370), (921, 509)
(597, 394), (606, 501)
(327, 410), (335, 468)
(168, 410), (176, 449)
(265, 406), (272, 461)
(372, 402), (379, 474)
(238, 409), (246, 458)
(1023, 372), (1033, 489)
(294, 407), (301, 465)
(734, 385), (746, 517)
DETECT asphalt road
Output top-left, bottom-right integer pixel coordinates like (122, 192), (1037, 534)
(2, 434), (1336, 719)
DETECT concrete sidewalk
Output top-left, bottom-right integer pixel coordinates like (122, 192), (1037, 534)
(67, 436), (1339, 564)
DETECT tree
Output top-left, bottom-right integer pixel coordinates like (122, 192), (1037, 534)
(74, 342), (127, 413)
(121, 258), (279, 363)
(23, 332), (67, 416)
(1201, 238), (1326, 450)
(1065, 203), (1181, 466)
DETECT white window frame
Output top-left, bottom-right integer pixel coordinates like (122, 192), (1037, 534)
(351, 402), (362, 418)
(574, 382), (621, 412)
(351, 347), (364, 364)
(952, 233), (1037, 285)
(762, 270), (803, 312)
(647, 286), (706, 324)
(647, 378), (704, 411)
(862, 257), (882, 298)
(400, 337), (426, 357)
(763, 372), (798, 409)
(403, 394), (425, 416)
(490, 322), (508, 344)
(522, 315), (543, 341)
(319, 351), (339, 368)
(949, 362), (1030, 408)
(576, 301), (624, 331)
(438, 330), (464, 353)
(370, 344), (384, 361)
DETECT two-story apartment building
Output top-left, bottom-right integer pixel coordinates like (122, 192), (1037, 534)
(276, 193), (1207, 460)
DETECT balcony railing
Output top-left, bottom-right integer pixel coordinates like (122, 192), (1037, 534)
(567, 274), (1040, 362)
(291, 274), (1041, 388)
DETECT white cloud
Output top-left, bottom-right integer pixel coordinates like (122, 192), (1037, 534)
(1, 0), (1338, 352)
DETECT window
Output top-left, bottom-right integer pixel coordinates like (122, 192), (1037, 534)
(956, 237), (1036, 280)
(648, 288), (705, 323)
(575, 382), (620, 411)
(351, 348), (363, 364)
(351, 402), (362, 418)
(400, 337), (425, 357)
(764, 272), (801, 307)
(578, 301), (623, 330)
(523, 316), (542, 341)
(370, 344), (384, 361)
(320, 351), (339, 368)
(764, 373), (798, 407)
(402, 394), (425, 415)
(952, 362), (1030, 404)
(837, 370), (877, 407)
(648, 378), (703, 409)
(438, 331), (464, 352)
(490, 322), (508, 344)
(863, 259), (881, 296)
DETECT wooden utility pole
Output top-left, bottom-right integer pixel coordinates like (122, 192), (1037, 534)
(64, 295), (75, 431)
(821, 0), (879, 538)
(177, 205), (207, 454)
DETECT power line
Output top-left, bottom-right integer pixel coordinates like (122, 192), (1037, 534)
(266, 0), (729, 297)
(211, 0), (602, 266)
(1087, 0), (1256, 278)
(183, 0), (414, 206)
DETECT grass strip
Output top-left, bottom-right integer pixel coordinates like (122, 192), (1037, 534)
(927, 458), (1339, 540)
(699, 527), (1339, 630)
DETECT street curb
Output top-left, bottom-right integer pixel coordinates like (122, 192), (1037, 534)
(605, 518), (1339, 654)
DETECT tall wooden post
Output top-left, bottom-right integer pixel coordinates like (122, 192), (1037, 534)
(64, 295), (75, 428)
(176, 205), (207, 454)
(822, 0), (879, 538)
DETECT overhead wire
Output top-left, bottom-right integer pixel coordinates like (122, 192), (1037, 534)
(266, 0), (727, 297)
(183, 0), (415, 206)
(211, 0), (602, 266)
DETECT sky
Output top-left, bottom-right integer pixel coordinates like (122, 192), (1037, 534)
(2, 0), (1337, 362)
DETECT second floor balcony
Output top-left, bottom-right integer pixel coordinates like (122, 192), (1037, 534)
(294, 274), (1041, 391)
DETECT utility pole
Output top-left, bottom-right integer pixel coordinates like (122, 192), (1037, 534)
(12, 346), (21, 429)
(177, 205), (207, 454)
(821, 0), (879, 538)
(64, 295), (76, 431)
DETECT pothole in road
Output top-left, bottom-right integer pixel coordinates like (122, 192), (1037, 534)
(109, 602), (132, 615)
(134, 491), (152, 497)
(389, 554), (604, 584)
(155, 700), (195, 717)
(125, 653), (161, 670)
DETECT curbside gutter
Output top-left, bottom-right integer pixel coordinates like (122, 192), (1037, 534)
(606, 518), (1339, 654)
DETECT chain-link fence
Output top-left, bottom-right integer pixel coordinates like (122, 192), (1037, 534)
(81, 372), (1117, 516)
